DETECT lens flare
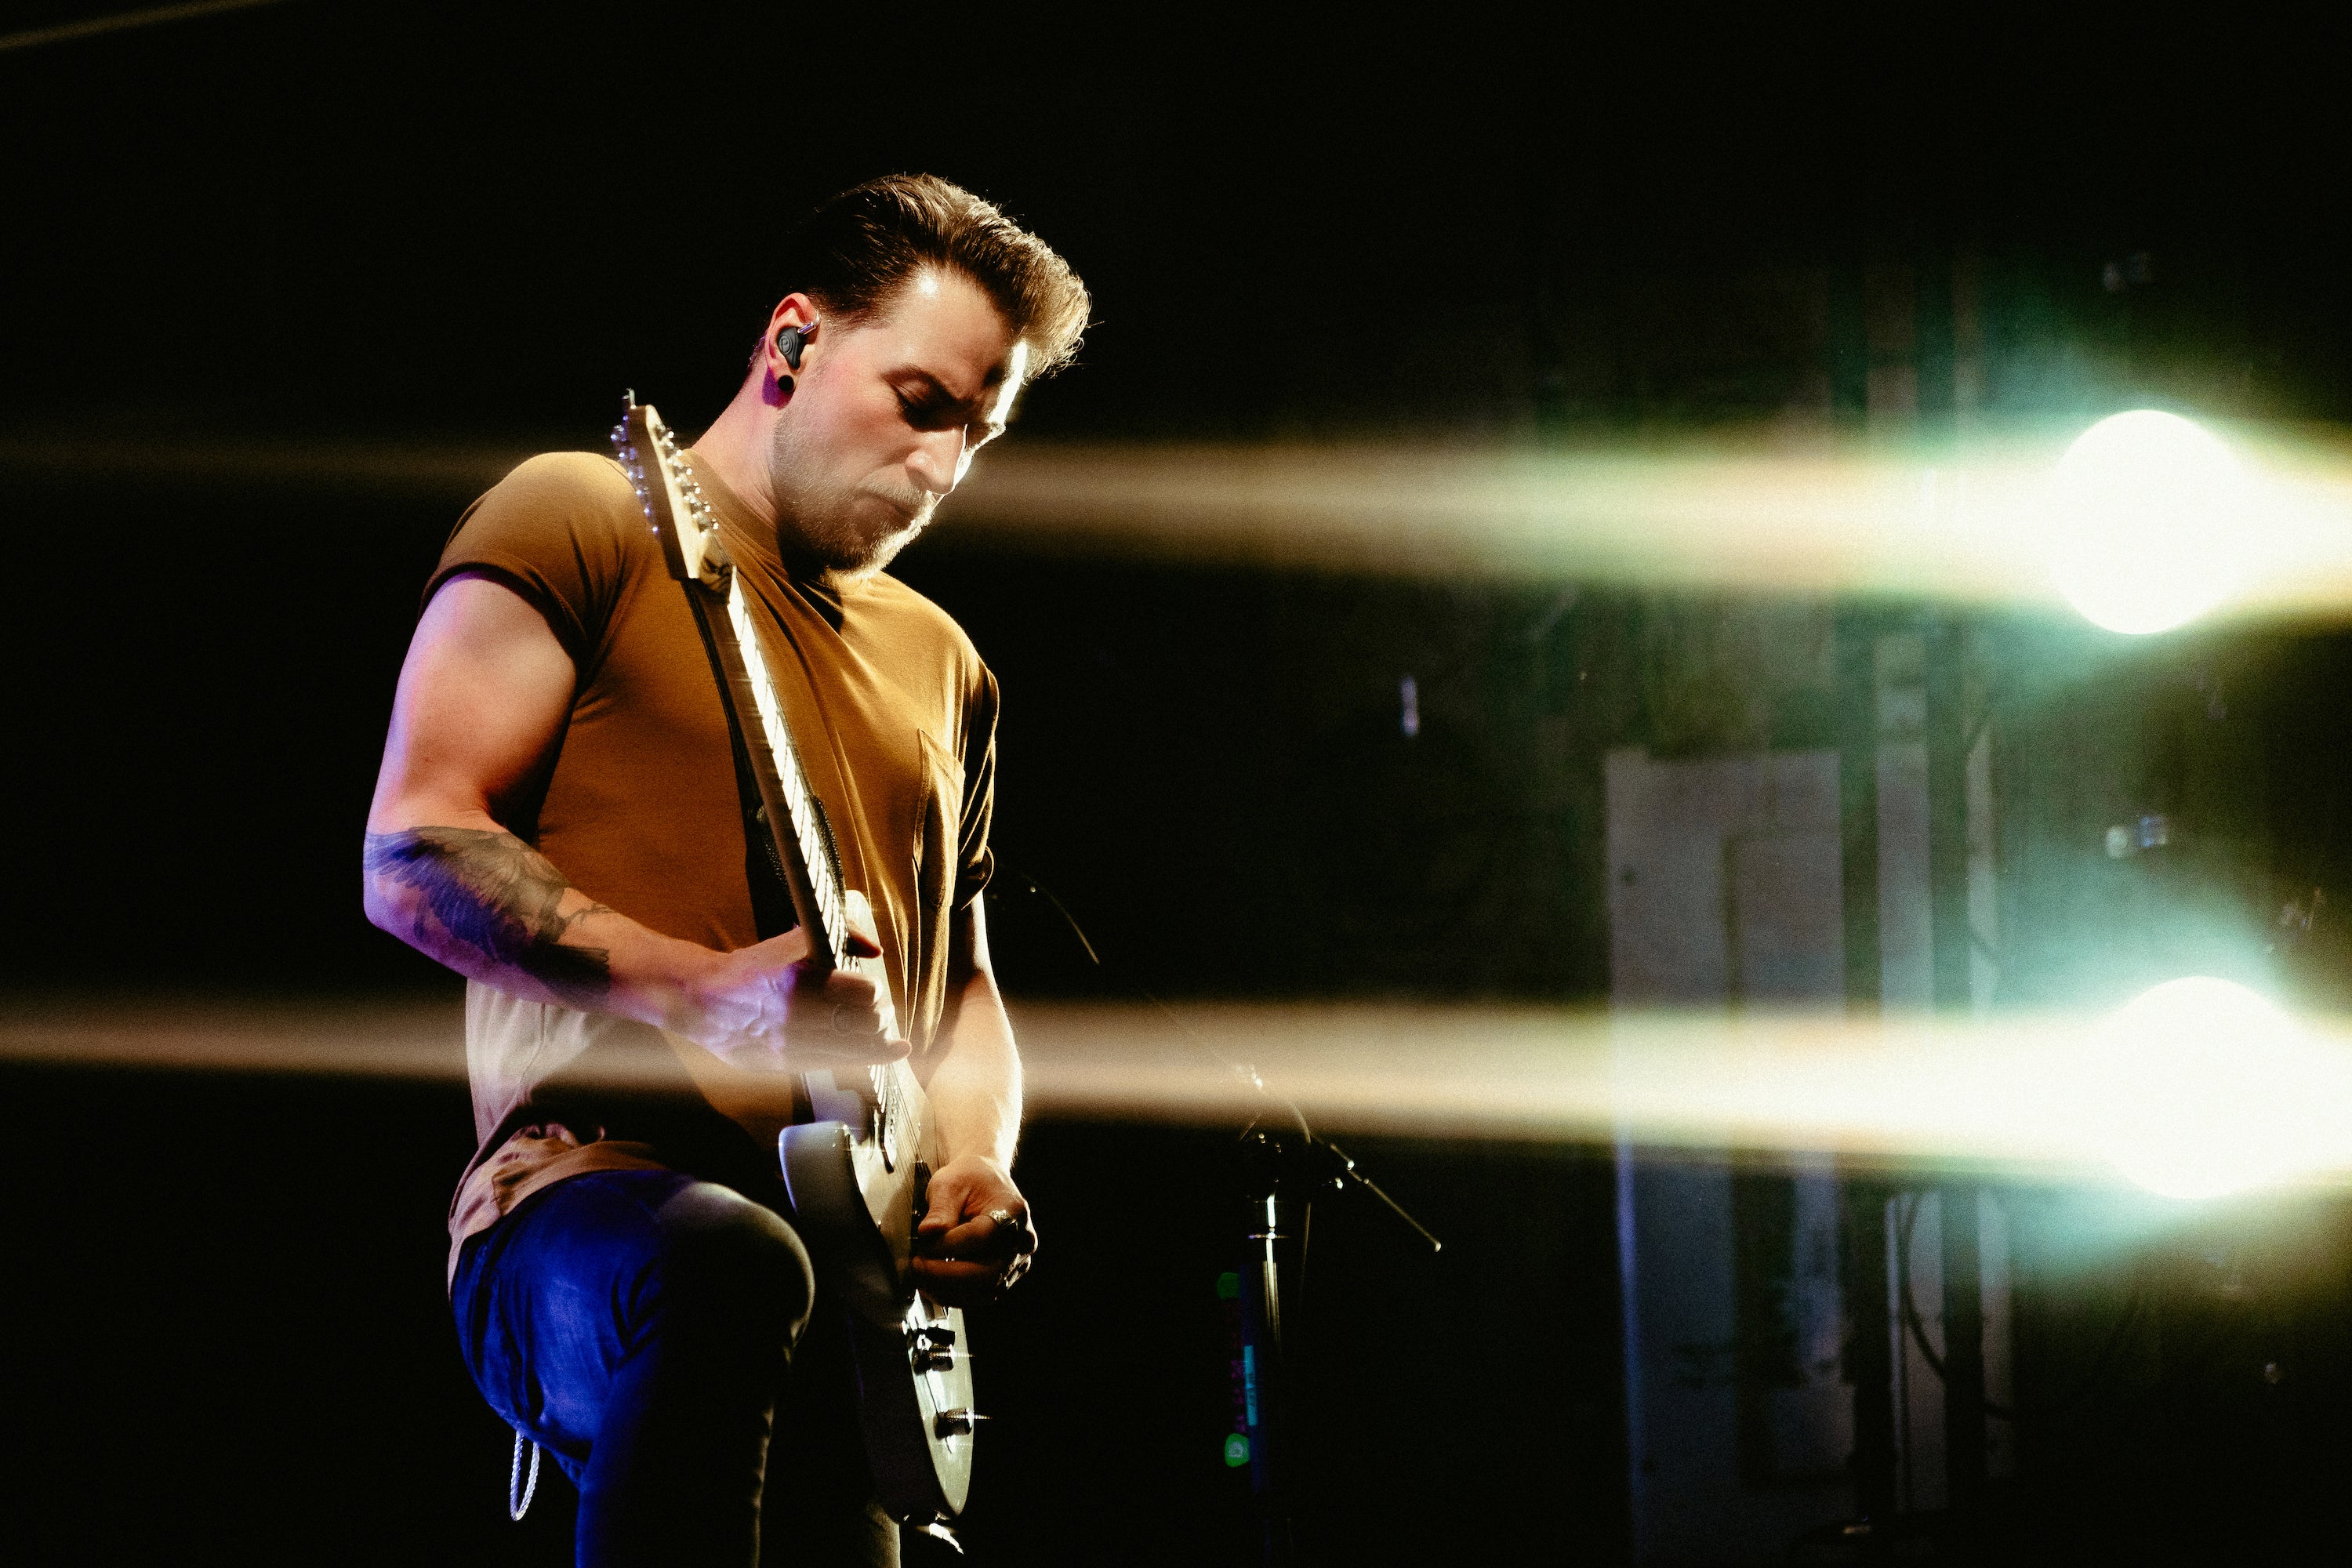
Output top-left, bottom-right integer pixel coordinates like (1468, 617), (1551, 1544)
(16, 993), (2352, 1198)
(2049, 411), (2249, 634)
(2089, 977), (2352, 1200)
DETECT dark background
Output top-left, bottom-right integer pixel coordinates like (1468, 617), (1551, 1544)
(9, 3), (2352, 1563)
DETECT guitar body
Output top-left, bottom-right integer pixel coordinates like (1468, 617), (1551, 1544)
(782, 1069), (976, 1524)
(614, 396), (977, 1535)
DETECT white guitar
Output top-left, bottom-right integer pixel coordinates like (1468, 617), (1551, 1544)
(612, 394), (976, 1539)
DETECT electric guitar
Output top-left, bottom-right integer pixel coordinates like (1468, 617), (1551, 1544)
(612, 394), (977, 1539)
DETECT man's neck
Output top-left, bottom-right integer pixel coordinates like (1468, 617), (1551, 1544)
(689, 387), (779, 532)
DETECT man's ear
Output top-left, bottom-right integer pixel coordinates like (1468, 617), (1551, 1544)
(764, 294), (822, 380)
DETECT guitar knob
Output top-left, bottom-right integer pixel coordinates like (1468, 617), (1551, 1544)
(934, 1409), (985, 1439)
(909, 1324), (958, 1371)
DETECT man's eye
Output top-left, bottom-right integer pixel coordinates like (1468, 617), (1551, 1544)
(897, 392), (953, 428)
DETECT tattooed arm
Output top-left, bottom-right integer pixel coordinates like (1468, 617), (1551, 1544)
(364, 573), (903, 1069)
(361, 826), (621, 1008)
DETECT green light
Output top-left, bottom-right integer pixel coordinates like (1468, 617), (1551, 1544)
(1215, 1271), (1240, 1300)
(1223, 1434), (1250, 1467)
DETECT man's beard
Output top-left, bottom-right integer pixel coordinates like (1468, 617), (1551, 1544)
(766, 419), (938, 574)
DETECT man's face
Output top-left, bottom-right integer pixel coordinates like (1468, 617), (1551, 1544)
(765, 267), (1027, 574)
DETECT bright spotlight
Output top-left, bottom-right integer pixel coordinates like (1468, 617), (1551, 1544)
(2090, 977), (2347, 1200)
(2049, 411), (2248, 634)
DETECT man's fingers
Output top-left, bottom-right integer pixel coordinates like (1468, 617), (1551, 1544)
(841, 889), (884, 958)
(911, 1256), (1014, 1304)
(776, 966), (898, 1052)
(916, 1213), (1031, 1260)
(943, 1218), (1014, 1256)
(779, 964), (875, 1007)
(797, 1033), (912, 1065)
(745, 925), (817, 965)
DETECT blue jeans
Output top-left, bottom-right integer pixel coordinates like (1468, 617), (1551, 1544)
(452, 1168), (897, 1566)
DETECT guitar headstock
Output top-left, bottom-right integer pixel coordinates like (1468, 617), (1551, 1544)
(612, 391), (725, 586)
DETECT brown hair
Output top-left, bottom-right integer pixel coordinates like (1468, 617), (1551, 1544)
(781, 174), (1090, 376)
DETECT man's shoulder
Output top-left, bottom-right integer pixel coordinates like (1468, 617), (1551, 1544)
(434, 452), (655, 644)
(477, 450), (637, 524)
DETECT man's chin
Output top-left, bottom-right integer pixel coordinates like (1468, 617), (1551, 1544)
(808, 509), (931, 575)
(855, 516), (931, 574)
(856, 499), (934, 564)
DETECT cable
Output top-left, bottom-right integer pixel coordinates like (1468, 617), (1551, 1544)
(1893, 1190), (2016, 1421)
(996, 866), (1443, 1261)
(508, 1430), (541, 1522)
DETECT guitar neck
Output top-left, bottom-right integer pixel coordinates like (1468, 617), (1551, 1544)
(684, 572), (852, 972)
(614, 396), (853, 974)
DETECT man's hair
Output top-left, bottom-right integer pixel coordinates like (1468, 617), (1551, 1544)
(781, 174), (1090, 376)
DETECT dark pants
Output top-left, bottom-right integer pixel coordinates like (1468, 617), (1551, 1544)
(452, 1168), (898, 1567)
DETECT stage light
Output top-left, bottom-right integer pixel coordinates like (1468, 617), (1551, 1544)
(2049, 411), (2249, 634)
(2089, 977), (2345, 1200)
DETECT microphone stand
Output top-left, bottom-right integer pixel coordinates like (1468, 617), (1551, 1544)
(1003, 874), (1443, 1567)
(1230, 1104), (1443, 1567)
(1007, 869), (1439, 1568)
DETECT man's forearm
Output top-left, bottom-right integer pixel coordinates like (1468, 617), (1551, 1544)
(362, 823), (710, 1025)
(925, 968), (1023, 1170)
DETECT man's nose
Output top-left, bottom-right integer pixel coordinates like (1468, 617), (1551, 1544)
(909, 426), (966, 495)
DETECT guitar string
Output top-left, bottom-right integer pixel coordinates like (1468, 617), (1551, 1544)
(715, 501), (892, 1112)
(724, 546), (851, 967)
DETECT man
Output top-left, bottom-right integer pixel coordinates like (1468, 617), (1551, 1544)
(362, 174), (1088, 1566)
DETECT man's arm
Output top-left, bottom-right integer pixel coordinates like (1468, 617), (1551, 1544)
(913, 895), (1036, 1301)
(364, 572), (900, 1068)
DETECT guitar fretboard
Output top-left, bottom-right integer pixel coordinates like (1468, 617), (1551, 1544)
(727, 575), (902, 1129)
(723, 572), (851, 970)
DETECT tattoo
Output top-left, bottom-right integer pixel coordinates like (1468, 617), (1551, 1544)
(363, 827), (615, 1001)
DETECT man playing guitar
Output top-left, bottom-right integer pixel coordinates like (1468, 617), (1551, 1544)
(362, 175), (1087, 1565)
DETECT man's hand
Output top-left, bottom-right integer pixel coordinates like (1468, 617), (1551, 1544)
(677, 891), (909, 1072)
(913, 1152), (1036, 1306)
